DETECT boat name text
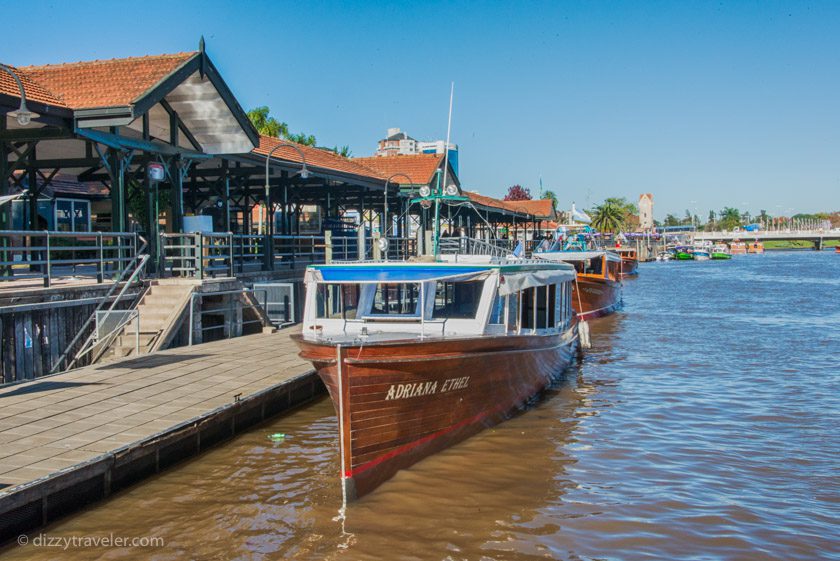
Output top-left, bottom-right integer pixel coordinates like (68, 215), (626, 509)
(385, 376), (470, 400)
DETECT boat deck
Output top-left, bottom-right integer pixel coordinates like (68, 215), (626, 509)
(0, 326), (320, 541)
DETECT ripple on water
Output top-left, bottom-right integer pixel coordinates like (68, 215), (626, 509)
(2, 252), (839, 561)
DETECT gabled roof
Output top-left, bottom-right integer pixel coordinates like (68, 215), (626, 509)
(0, 65), (67, 109)
(255, 136), (387, 182)
(351, 154), (450, 185)
(18, 53), (196, 109)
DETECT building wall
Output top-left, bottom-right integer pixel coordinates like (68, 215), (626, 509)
(638, 194), (654, 231)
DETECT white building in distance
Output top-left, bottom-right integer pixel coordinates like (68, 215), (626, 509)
(375, 128), (459, 174)
(638, 193), (654, 231)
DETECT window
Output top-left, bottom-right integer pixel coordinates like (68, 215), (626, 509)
(489, 293), (505, 325)
(520, 288), (535, 330)
(536, 285), (549, 328)
(316, 284), (360, 319)
(433, 280), (483, 319)
(55, 199), (90, 232)
(548, 284), (557, 328)
(370, 283), (420, 316)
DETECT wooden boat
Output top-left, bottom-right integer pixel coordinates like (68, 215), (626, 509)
(292, 259), (579, 501)
(711, 244), (732, 260)
(534, 250), (622, 319)
(609, 247), (639, 276)
(730, 241), (747, 254)
(747, 241), (765, 254)
(835, 245), (840, 254)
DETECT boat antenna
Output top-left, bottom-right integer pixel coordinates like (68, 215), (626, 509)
(434, 82), (455, 258)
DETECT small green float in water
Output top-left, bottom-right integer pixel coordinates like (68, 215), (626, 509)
(268, 433), (286, 443)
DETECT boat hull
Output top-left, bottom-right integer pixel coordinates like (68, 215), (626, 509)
(619, 256), (639, 276)
(292, 330), (578, 500)
(711, 252), (731, 260)
(572, 276), (622, 320)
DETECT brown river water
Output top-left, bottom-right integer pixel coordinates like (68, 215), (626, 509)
(3, 251), (839, 560)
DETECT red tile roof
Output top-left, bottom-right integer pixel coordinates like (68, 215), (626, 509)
(501, 198), (556, 219)
(254, 136), (386, 180)
(464, 192), (555, 219)
(351, 154), (445, 185)
(16, 52), (196, 109)
(0, 65), (67, 108)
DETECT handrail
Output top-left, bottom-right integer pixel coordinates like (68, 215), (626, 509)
(0, 230), (139, 287)
(62, 254), (150, 371)
(50, 244), (149, 374)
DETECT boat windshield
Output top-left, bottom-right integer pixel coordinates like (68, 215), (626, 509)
(432, 280), (483, 319)
(315, 279), (486, 322)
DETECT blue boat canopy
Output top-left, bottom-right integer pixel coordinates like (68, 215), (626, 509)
(308, 265), (491, 283)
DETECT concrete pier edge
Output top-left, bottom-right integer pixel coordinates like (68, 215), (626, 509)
(0, 368), (323, 544)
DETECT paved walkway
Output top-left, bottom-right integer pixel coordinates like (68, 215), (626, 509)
(0, 326), (312, 491)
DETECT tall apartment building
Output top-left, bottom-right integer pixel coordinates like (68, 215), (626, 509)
(375, 128), (459, 174)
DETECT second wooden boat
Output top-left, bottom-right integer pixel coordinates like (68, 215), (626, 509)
(534, 250), (623, 319)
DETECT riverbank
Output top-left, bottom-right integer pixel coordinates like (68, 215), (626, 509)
(762, 239), (839, 250)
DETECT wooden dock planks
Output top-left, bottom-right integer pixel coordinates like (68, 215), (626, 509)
(0, 326), (321, 542)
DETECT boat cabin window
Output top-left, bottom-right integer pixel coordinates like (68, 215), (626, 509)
(316, 284), (360, 320)
(433, 280), (483, 319)
(489, 293), (505, 325)
(517, 283), (571, 332)
(579, 257), (603, 276)
(370, 283), (421, 316)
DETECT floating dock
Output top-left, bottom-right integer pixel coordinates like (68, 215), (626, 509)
(0, 327), (320, 542)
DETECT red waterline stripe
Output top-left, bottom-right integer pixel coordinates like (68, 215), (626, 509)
(344, 400), (514, 478)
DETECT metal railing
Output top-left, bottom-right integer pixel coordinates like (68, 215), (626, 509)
(160, 232), (365, 279)
(188, 288), (269, 345)
(0, 230), (140, 287)
(439, 237), (515, 258)
(51, 248), (150, 373)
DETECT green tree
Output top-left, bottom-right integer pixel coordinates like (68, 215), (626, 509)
(247, 106), (317, 146)
(664, 214), (680, 227)
(590, 201), (625, 233)
(247, 106), (288, 138)
(718, 207), (741, 231)
(287, 132), (317, 147)
(333, 145), (353, 158)
(541, 190), (558, 210)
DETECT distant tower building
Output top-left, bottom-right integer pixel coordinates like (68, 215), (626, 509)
(375, 128), (459, 174)
(638, 193), (654, 231)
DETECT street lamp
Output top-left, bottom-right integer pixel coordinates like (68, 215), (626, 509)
(263, 140), (310, 233)
(0, 64), (39, 126)
(383, 173), (411, 238)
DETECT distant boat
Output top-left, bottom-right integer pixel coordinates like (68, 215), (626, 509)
(609, 246), (639, 276)
(730, 241), (747, 254)
(834, 245), (839, 254)
(711, 244), (732, 260)
(674, 246), (694, 260)
(693, 241), (712, 261)
(747, 241), (765, 254)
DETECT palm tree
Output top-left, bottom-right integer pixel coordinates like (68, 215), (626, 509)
(590, 201), (625, 233)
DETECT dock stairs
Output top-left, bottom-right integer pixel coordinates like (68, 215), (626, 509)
(101, 279), (197, 361)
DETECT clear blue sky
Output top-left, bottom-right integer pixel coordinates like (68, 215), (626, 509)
(2, 0), (838, 218)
